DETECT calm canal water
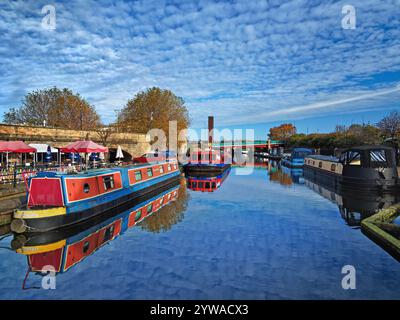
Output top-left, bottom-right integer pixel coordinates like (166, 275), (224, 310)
(0, 163), (399, 299)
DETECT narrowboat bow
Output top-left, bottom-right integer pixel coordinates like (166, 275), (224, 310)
(11, 161), (180, 233)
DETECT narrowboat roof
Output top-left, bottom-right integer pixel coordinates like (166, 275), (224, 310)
(293, 148), (312, 152)
(191, 150), (220, 154)
(345, 145), (394, 152)
(307, 155), (339, 162)
(35, 162), (174, 178)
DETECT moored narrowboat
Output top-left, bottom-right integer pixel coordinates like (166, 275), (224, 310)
(184, 149), (231, 175)
(11, 160), (180, 233)
(281, 148), (313, 168)
(304, 145), (399, 192)
(11, 183), (180, 277)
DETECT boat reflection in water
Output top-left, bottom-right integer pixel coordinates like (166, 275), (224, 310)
(268, 161), (304, 186)
(11, 179), (188, 284)
(304, 178), (400, 227)
(186, 168), (231, 192)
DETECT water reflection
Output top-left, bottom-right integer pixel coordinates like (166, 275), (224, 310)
(140, 179), (189, 233)
(304, 178), (400, 227)
(267, 161), (304, 186)
(11, 179), (187, 282)
(186, 168), (231, 192)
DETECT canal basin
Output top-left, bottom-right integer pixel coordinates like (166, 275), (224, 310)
(0, 165), (399, 299)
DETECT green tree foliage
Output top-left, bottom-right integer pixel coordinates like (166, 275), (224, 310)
(286, 118), (386, 149)
(3, 87), (101, 130)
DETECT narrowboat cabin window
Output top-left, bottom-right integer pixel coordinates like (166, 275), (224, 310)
(191, 154), (198, 161)
(205, 182), (211, 189)
(159, 165), (164, 173)
(147, 203), (153, 213)
(103, 175), (115, 190)
(201, 153), (209, 163)
(369, 149), (388, 168)
(83, 183), (90, 193)
(147, 168), (153, 177)
(135, 171), (142, 181)
(331, 164), (336, 172)
(103, 225), (114, 242)
(167, 164), (172, 171)
(192, 182), (197, 188)
(347, 151), (361, 166)
(83, 241), (90, 253)
(134, 210), (141, 222)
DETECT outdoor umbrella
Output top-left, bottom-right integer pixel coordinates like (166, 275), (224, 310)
(116, 145), (124, 161)
(60, 140), (108, 169)
(0, 141), (36, 168)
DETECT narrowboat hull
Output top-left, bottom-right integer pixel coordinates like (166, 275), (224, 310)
(304, 164), (399, 193)
(183, 163), (231, 175)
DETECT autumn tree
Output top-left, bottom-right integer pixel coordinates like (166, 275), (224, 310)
(48, 94), (101, 130)
(268, 123), (297, 142)
(377, 111), (400, 140)
(117, 87), (190, 147)
(3, 87), (101, 130)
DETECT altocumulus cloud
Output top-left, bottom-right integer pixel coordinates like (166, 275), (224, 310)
(0, 0), (399, 127)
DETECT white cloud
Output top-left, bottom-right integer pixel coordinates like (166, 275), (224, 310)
(0, 0), (399, 128)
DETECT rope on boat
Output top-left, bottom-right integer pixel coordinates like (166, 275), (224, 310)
(22, 267), (41, 290)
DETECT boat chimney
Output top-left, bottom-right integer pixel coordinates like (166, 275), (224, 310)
(208, 116), (214, 147)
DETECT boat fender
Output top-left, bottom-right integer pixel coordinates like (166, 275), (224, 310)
(10, 219), (27, 234)
(11, 234), (27, 250)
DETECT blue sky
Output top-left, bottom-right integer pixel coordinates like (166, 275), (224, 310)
(0, 0), (400, 139)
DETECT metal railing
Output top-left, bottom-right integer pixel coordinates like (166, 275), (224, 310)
(0, 164), (69, 187)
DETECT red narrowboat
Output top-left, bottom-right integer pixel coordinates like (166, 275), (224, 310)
(184, 149), (231, 175)
(11, 160), (180, 233)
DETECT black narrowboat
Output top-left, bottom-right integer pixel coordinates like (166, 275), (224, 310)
(304, 145), (399, 192)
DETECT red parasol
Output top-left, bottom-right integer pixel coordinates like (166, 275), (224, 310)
(0, 141), (37, 153)
(60, 140), (108, 153)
